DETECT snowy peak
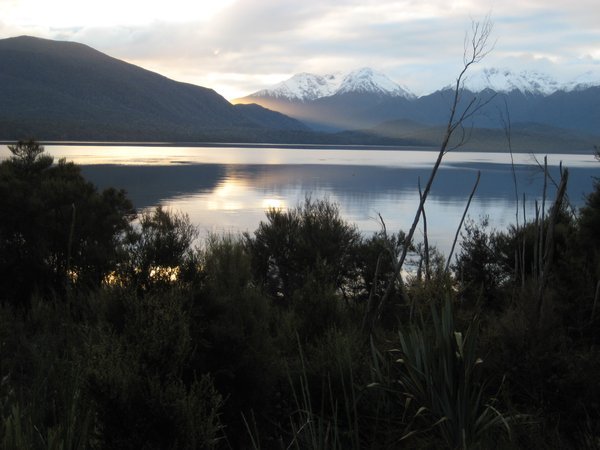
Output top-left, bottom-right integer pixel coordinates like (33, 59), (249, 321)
(252, 72), (342, 102)
(336, 67), (415, 98)
(246, 67), (600, 102)
(464, 68), (560, 95)
(564, 71), (600, 91)
(248, 67), (414, 102)
(464, 67), (600, 95)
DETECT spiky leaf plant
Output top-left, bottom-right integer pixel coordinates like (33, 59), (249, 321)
(376, 299), (511, 449)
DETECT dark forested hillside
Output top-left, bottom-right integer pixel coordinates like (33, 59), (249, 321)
(0, 36), (308, 141)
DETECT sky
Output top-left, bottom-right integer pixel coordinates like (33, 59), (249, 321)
(1, 0), (599, 100)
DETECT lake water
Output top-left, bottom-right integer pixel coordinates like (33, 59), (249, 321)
(1, 144), (598, 256)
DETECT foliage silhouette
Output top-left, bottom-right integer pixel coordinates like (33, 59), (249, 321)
(0, 141), (134, 308)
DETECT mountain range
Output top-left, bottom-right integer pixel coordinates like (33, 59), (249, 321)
(235, 67), (600, 139)
(248, 66), (599, 102)
(1, 35), (598, 152)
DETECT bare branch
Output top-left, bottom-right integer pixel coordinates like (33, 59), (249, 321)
(418, 177), (430, 281)
(530, 153), (577, 217)
(499, 99), (520, 229)
(537, 169), (569, 326)
(363, 16), (495, 333)
(446, 171), (481, 272)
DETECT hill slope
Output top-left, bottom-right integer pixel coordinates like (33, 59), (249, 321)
(0, 36), (307, 141)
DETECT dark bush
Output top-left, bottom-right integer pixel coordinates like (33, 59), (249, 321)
(452, 217), (505, 305)
(85, 289), (223, 449)
(120, 206), (198, 290)
(245, 198), (362, 300)
(0, 141), (134, 307)
(189, 235), (281, 445)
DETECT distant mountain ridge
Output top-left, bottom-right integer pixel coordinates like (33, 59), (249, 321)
(462, 67), (600, 95)
(235, 66), (600, 135)
(243, 66), (600, 101)
(0, 35), (309, 141)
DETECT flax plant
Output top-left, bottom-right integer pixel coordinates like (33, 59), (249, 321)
(375, 299), (511, 449)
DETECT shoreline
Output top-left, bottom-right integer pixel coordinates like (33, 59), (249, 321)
(0, 140), (594, 155)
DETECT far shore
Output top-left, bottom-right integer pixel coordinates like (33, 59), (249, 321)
(0, 140), (594, 155)
(1, 140), (436, 151)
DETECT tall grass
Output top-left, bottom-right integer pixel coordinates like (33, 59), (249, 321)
(285, 334), (361, 450)
(1, 377), (94, 450)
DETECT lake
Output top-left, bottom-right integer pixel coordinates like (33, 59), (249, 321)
(1, 144), (598, 256)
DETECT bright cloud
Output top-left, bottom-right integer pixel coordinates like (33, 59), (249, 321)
(0, 0), (236, 27)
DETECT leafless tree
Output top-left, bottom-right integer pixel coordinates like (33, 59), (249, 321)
(363, 16), (495, 333)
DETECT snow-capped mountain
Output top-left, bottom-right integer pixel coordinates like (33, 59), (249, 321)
(336, 67), (415, 98)
(235, 66), (600, 134)
(247, 67), (414, 102)
(565, 70), (600, 91)
(245, 66), (599, 102)
(252, 72), (342, 102)
(464, 67), (600, 95)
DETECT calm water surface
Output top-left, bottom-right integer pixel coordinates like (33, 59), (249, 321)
(2, 144), (597, 255)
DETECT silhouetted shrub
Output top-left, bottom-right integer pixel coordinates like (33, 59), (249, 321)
(453, 217), (505, 305)
(190, 234), (281, 446)
(120, 206), (198, 290)
(0, 141), (134, 307)
(0, 299), (94, 450)
(85, 290), (223, 449)
(579, 177), (600, 275)
(245, 198), (361, 300)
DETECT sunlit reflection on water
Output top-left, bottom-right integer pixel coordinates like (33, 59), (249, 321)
(1, 144), (597, 255)
(261, 198), (285, 210)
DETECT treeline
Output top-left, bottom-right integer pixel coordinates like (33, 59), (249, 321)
(1, 140), (599, 449)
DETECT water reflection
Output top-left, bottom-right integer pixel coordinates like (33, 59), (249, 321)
(79, 159), (597, 255)
(2, 144), (596, 254)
